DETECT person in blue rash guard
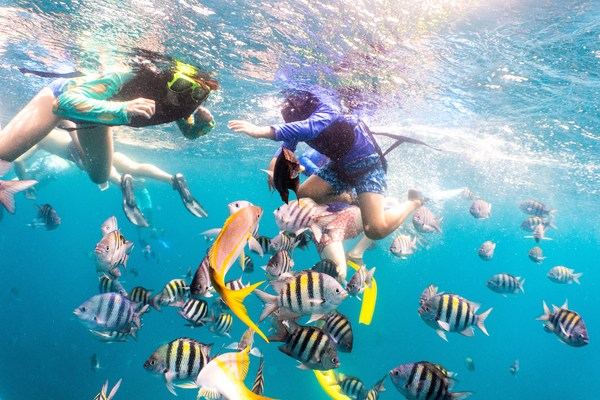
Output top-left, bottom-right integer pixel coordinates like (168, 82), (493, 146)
(228, 89), (424, 241)
(299, 148), (329, 176)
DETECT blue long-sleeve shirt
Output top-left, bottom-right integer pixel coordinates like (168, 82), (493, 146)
(271, 91), (377, 166)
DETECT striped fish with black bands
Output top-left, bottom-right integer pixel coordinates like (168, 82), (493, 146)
(418, 285), (492, 341)
(255, 270), (347, 322)
(90, 329), (136, 343)
(178, 298), (210, 327)
(274, 325), (339, 370)
(210, 312), (233, 337)
(487, 273), (525, 295)
(251, 357), (265, 395)
(335, 373), (367, 399)
(156, 279), (189, 308)
(538, 300), (589, 347)
(364, 375), (386, 400)
(311, 259), (339, 280)
(129, 286), (159, 310)
(321, 312), (353, 352)
(74, 293), (148, 334)
(144, 337), (212, 396)
(390, 361), (471, 400)
(252, 235), (272, 256)
(98, 275), (128, 297)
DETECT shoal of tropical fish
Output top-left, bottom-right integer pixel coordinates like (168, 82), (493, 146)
(1, 155), (589, 399)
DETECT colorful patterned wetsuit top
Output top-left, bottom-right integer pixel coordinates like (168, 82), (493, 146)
(51, 66), (215, 138)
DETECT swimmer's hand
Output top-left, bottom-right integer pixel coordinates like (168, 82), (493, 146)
(228, 120), (275, 139)
(194, 106), (214, 123)
(125, 98), (155, 119)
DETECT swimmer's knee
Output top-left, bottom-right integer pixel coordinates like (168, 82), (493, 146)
(364, 224), (388, 240)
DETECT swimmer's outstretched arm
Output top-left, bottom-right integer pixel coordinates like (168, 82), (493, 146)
(227, 120), (275, 139)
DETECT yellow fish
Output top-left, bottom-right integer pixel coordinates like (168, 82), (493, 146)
(208, 205), (269, 342)
(194, 347), (274, 400)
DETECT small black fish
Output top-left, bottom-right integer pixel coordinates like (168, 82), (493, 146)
(271, 148), (301, 204)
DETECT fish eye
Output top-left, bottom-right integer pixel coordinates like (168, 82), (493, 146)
(106, 246), (110, 251)
(393, 370), (399, 376)
(80, 306), (86, 312)
(335, 288), (340, 293)
(150, 360), (155, 365)
(332, 357), (338, 364)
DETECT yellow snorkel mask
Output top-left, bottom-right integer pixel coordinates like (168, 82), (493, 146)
(167, 61), (214, 103)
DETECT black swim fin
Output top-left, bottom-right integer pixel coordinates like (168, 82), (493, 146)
(121, 174), (149, 227)
(18, 68), (84, 78)
(372, 131), (442, 156)
(172, 173), (208, 218)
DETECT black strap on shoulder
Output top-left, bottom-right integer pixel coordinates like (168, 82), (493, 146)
(358, 119), (388, 172)
(18, 68), (84, 79)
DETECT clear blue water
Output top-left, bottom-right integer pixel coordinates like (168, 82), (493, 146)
(1, 1), (600, 399)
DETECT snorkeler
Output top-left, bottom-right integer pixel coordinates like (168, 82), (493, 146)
(14, 127), (208, 221)
(229, 88), (426, 241)
(0, 61), (218, 226)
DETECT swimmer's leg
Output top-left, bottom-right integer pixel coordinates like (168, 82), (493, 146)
(358, 192), (422, 240)
(347, 234), (374, 265)
(0, 87), (61, 161)
(76, 124), (113, 187)
(297, 175), (353, 204)
(319, 241), (348, 284)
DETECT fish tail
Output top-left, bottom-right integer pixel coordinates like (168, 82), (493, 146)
(254, 288), (279, 322)
(572, 273), (582, 285)
(476, 308), (493, 336)
(450, 391), (472, 399)
(0, 179), (37, 213)
(537, 301), (551, 321)
(218, 280), (269, 343)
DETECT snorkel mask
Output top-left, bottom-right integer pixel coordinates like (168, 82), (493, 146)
(167, 61), (218, 103)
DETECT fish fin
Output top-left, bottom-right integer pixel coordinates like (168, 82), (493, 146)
(174, 382), (198, 389)
(101, 380), (109, 396)
(519, 279), (525, 293)
(254, 289), (279, 322)
(435, 329), (448, 341)
(225, 342), (239, 350)
(198, 387), (221, 399)
(561, 299), (569, 310)
(164, 372), (177, 396)
(260, 169), (274, 178)
(307, 313), (325, 324)
(559, 322), (570, 338)
(219, 281), (269, 342)
(450, 391), (473, 400)
(477, 308), (493, 336)
(469, 301), (481, 313)
(297, 363), (310, 370)
(437, 320), (451, 331)
(460, 327), (475, 337)
(250, 347), (263, 357)
(107, 379), (122, 400)
(101, 216), (118, 235)
(201, 228), (221, 239)
(0, 179), (37, 213)
(248, 236), (264, 257)
(572, 273), (582, 285)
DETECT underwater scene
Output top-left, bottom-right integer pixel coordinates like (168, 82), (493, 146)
(0, 0), (599, 399)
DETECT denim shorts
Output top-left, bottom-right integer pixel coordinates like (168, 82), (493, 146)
(315, 154), (387, 195)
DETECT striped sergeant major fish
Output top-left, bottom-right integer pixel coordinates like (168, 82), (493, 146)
(519, 199), (555, 216)
(254, 270), (348, 323)
(251, 357), (265, 395)
(526, 223), (552, 243)
(412, 206), (442, 233)
(521, 216), (555, 232)
(253, 235), (273, 256)
(190, 255), (213, 299)
(478, 241), (496, 261)
(241, 254), (255, 272)
(273, 324), (339, 370)
(390, 234), (418, 259)
(537, 300), (589, 347)
(129, 286), (159, 310)
(143, 337), (212, 396)
(31, 203), (61, 230)
(155, 279), (189, 308)
(364, 375), (386, 400)
(311, 259), (339, 280)
(418, 285), (492, 341)
(320, 312), (353, 353)
(94, 379), (122, 400)
(94, 216), (134, 278)
(487, 273), (525, 295)
(74, 293), (148, 334)
(469, 198), (492, 219)
(335, 373), (367, 399)
(99, 275), (128, 298)
(262, 250), (294, 280)
(226, 327), (263, 357)
(178, 298), (210, 327)
(346, 265), (375, 298)
(193, 347), (274, 400)
(528, 246), (545, 263)
(547, 266), (582, 285)
(210, 312), (233, 337)
(390, 361), (471, 400)
(269, 231), (301, 253)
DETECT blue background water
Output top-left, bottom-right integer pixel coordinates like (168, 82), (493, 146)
(1, 0), (599, 399)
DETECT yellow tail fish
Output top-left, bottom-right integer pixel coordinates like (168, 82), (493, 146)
(208, 205), (269, 342)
